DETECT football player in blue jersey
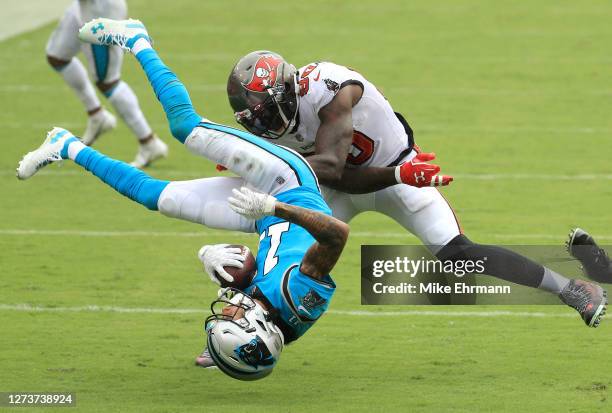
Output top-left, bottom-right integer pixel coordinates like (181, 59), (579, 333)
(17, 18), (349, 381)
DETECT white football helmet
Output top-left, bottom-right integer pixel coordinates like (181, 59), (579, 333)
(205, 288), (284, 381)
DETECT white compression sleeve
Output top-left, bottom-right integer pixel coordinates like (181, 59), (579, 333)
(59, 58), (100, 112)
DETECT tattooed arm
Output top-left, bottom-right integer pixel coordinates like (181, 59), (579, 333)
(273, 202), (349, 279)
(228, 187), (349, 280)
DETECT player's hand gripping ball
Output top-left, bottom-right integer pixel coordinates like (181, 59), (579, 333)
(198, 244), (256, 290)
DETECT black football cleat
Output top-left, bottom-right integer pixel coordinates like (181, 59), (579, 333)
(559, 279), (607, 327)
(566, 228), (612, 284)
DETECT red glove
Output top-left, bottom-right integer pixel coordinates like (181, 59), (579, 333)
(396, 152), (453, 187)
(216, 164), (228, 172)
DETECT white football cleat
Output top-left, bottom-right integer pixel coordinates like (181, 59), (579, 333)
(78, 18), (151, 52)
(130, 135), (168, 168)
(17, 127), (77, 180)
(81, 108), (116, 146)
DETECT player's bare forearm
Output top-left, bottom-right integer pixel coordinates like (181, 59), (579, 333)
(274, 202), (349, 250)
(274, 202), (349, 279)
(309, 85), (361, 184)
(307, 120), (353, 184)
(321, 165), (397, 194)
(303, 153), (346, 184)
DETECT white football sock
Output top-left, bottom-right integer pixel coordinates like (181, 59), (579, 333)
(132, 38), (152, 55)
(107, 81), (153, 141)
(67, 139), (87, 161)
(59, 58), (100, 112)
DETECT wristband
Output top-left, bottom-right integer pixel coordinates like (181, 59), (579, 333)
(394, 165), (403, 184)
(264, 196), (277, 215)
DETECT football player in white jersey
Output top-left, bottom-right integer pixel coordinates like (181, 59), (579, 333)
(226, 51), (608, 328)
(46, 0), (167, 167)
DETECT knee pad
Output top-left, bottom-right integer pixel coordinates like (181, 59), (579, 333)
(158, 187), (191, 219)
(157, 184), (255, 232)
(158, 186), (208, 224)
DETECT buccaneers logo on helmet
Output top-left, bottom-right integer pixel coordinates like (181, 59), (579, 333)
(228, 50), (299, 139)
(244, 55), (283, 92)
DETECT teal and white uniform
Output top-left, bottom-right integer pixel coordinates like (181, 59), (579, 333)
(183, 122), (336, 343)
(132, 46), (338, 343)
(54, 40), (338, 343)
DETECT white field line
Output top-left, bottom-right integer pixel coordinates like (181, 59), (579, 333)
(0, 303), (576, 319)
(1, 169), (611, 181)
(1, 228), (611, 241)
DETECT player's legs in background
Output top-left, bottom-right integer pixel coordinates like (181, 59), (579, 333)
(81, 43), (168, 167)
(45, 1), (114, 140)
(374, 183), (569, 290)
(373, 182), (607, 325)
(80, 0), (168, 167)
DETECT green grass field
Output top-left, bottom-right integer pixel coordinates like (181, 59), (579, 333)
(1, 1), (612, 411)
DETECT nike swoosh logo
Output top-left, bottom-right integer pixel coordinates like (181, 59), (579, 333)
(313, 71), (321, 81)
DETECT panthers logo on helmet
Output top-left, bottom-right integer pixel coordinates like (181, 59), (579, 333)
(244, 55), (283, 92)
(234, 335), (275, 368)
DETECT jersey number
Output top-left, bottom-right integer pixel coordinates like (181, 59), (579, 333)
(347, 131), (375, 165)
(261, 222), (290, 275)
(298, 64), (319, 97)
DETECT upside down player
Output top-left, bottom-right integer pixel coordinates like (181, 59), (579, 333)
(17, 19), (349, 380)
(226, 51), (607, 327)
(46, 0), (168, 168)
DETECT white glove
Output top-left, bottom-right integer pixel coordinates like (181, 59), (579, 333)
(198, 244), (245, 285)
(228, 187), (276, 220)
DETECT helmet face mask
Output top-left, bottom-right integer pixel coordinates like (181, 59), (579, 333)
(205, 288), (284, 381)
(228, 51), (299, 139)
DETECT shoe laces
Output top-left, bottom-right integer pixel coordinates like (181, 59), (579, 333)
(98, 33), (128, 49)
(561, 282), (592, 314)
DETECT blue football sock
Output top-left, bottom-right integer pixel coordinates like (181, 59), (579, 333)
(73, 146), (169, 210)
(135, 48), (202, 143)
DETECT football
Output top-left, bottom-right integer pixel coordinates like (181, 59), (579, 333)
(216, 245), (257, 290)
